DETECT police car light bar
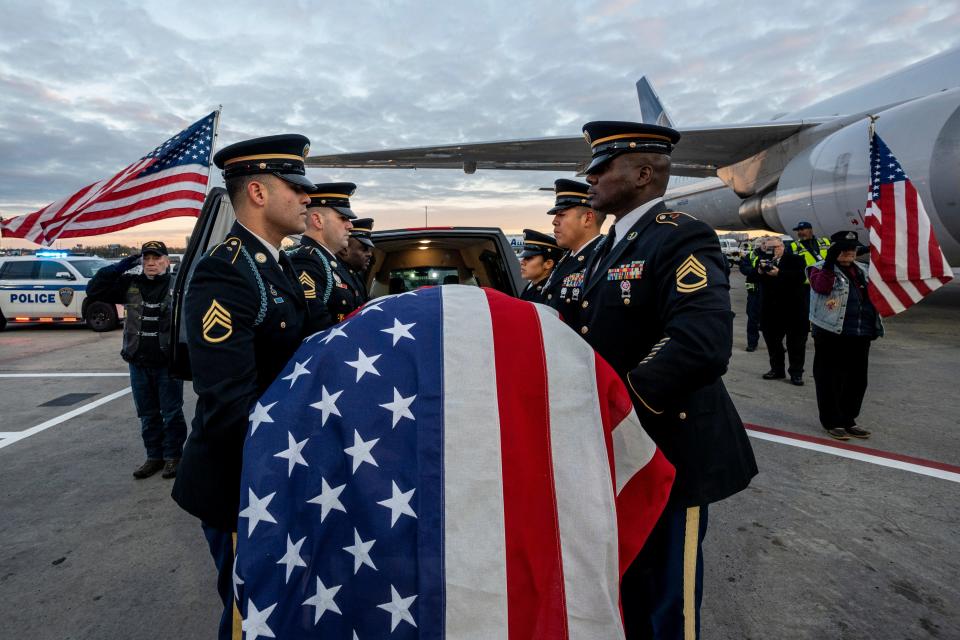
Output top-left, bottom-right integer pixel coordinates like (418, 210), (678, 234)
(35, 250), (70, 258)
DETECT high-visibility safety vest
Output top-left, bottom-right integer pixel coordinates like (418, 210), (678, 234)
(788, 237), (830, 283)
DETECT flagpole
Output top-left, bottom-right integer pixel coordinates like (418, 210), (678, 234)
(205, 106), (223, 196)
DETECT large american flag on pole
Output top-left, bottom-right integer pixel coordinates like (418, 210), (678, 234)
(863, 128), (953, 316)
(0, 111), (217, 246)
(234, 285), (675, 639)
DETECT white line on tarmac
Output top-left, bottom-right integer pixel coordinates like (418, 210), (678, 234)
(0, 373), (129, 378)
(747, 429), (960, 484)
(0, 387), (132, 450)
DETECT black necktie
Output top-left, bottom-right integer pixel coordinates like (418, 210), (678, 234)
(592, 226), (618, 277)
(279, 252), (299, 289)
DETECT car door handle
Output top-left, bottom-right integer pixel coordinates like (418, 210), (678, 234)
(34, 285), (46, 289)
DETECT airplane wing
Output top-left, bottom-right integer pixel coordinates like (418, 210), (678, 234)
(306, 120), (827, 178)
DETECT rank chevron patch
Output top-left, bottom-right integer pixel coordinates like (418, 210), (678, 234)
(201, 299), (233, 343)
(676, 255), (708, 293)
(299, 271), (317, 299)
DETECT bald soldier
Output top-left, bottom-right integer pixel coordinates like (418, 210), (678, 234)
(578, 121), (757, 640)
(288, 182), (362, 333)
(540, 178), (606, 328)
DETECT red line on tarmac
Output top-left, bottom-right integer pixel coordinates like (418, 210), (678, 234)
(744, 423), (960, 475)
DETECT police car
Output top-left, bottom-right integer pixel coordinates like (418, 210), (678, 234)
(0, 252), (123, 332)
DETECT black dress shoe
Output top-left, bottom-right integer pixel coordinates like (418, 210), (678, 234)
(161, 458), (180, 479)
(745, 345), (757, 352)
(790, 375), (804, 386)
(762, 370), (786, 380)
(133, 459), (164, 479)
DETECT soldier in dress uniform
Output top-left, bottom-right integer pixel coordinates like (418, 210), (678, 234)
(288, 182), (362, 332)
(578, 121), (758, 640)
(171, 134), (312, 640)
(539, 178), (606, 328)
(337, 217), (375, 305)
(518, 228), (562, 303)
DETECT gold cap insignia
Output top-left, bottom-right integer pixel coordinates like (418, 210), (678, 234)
(258, 162), (267, 169)
(303, 143), (310, 157)
(582, 131), (591, 145)
(201, 300), (233, 343)
(676, 255), (708, 294)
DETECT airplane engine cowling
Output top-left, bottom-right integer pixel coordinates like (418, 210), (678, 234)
(754, 88), (960, 260)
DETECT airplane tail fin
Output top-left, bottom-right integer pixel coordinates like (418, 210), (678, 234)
(636, 77), (675, 128)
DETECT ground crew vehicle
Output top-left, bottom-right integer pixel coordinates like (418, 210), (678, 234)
(719, 237), (742, 264)
(170, 188), (524, 378)
(0, 254), (123, 331)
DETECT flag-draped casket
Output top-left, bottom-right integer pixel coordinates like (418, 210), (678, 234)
(234, 285), (674, 639)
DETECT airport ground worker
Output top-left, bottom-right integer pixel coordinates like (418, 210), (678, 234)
(577, 120), (757, 640)
(737, 240), (764, 351)
(87, 240), (186, 480)
(808, 230), (882, 440)
(171, 134), (312, 640)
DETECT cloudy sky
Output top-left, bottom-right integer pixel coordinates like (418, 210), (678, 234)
(1, 0), (957, 248)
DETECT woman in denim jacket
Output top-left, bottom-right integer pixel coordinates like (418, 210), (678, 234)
(807, 230), (883, 440)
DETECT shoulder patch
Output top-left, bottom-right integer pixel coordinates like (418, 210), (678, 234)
(209, 237), (242, 264)
(299, 271), (317, 299)
(201, 299), (233, 343)
(676, 254), (708, 293)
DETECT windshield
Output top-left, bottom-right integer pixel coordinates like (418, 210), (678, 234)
(389, 267), (460, 290)
(70, 259), (112, 278)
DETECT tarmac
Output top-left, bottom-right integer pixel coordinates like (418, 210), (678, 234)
(0, 273), (957, 639)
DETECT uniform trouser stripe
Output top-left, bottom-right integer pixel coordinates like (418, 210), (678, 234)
(682, 507), (700, 640)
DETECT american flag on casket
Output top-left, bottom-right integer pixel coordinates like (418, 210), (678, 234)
(234, 285), (675, 639)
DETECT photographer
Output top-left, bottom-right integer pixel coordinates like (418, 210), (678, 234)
(751, 237), (809, 385)
(808, 231), (882, 440)
(87, 241), (186, 479)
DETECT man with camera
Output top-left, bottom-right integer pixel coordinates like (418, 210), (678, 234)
(87, 241), (186, 479)
(752, 236), (809, 385)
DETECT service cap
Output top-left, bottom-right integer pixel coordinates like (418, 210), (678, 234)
(793, 221), (813, 231)
(350, 218), (375, 248)
(519, 228), (562, 261)
(548, 178), (591, 215)
(213, 133), (314, 191)
(307, 182), (358, 220)
(581, 121), (681, 175)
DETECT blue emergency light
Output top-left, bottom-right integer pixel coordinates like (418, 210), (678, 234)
(35, 250), (69, 258)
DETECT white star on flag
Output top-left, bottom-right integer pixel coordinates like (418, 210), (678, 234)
(238, 489), (277, 537)
(273, 431), (309, 476)
(249, 401), (277, 435)
(358, 301), (385, 315)
(344, 429), (379, 474)
(307, 477), (347, 521)
(342, 528), (378, 574)
(345, 348), (381, 382)
(232, 555), (244, 601)
(379, 387), (416, 428)
(309, 386), (343, 426)
(302, 577), (342, 624)
(381, 318), (416, 346)
(377, 585), (418, 631)
(320, 325), (349, 345)
(377, 480), (417, 527)
(242, 598), (277, 640)
(280, 357), (312, 388)
(277, 534), (307, 583)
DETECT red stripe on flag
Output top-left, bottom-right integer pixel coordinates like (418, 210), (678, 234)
(485, 291), (568, 640)
(878, 184), (898, 281)
(51, 188), (205, 224)
(53, 207), (202, 239)
(905, 181), (920, 281)
(593, 353), (673, 577)
(98, 171), (209, 201)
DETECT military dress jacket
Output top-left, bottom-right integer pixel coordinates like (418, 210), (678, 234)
(288, 235), (364, 334)
(579, 202), (757, 508)
(345, 267), (370, 306)
(519, 278), (550, 303)
(172, 222), (308, 531)
(541, 234), (604, 329)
